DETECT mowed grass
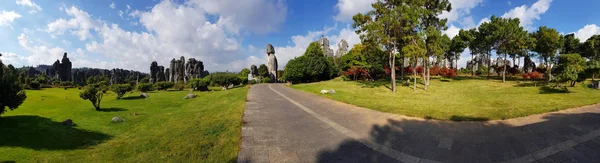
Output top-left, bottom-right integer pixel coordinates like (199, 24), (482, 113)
(292, 77), (600, 121)
(0, 87), (248, 162)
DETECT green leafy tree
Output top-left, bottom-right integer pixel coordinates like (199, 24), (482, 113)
(239, 68), (251, 77)
(189, 78), (209, 91)
(80, 86), (103, 110)
(420, 0), (451, 90)
(532, 26), (562, 82)
(282, 42), (337, 83)
(448, 31), (469, 69)
(555, 53), (585, 86)
(561, 33), (581, 54)
(0, 54), (27, 116)
(210, 72), (239, 90)
(353, 0), (424, 92)
(258, 64), (268, 78)
(111, 84), (133, 99)
(486, 16), (528, 82)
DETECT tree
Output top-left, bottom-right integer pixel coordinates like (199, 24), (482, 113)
(239, 68), (251, 77)
(153, 82), (175, 91)
(80, 86), (103, 110)
(448, 32), (468, 69)
(258, 64), (268, 78)
(282, 42), (337, 83)
(210, 72), (239, 90)
(484, 16), (527, 82)
(137, 83), (153, 92)
(111, 84), (133, 99)
(353, 0), (424, 92)
(0, 54), (27, 116)
(532, 26), (562, 82)
(561, 33), (581, 54)
(189, 78), (209, 91)
(419, 0), (451, 90)
(555, 53), (585, 87)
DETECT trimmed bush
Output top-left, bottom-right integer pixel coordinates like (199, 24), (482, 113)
(29, 81), (41, 90)
(80, 86), (103, 110)
(137, 83), (153, 92)
(111, 84), (133, 99)
(189, 78), (209, 91)
(154, 82), (175, 91)
(173, 83), (185, 91)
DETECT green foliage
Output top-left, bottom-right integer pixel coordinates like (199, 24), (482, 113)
(258, 64), (268, 78)
(111, 84), (133, 99)
(0, 58), (27, 116)
(561, 33), (581, 54)
(79, 86), (103, 110)
(172, 83), (186, 91)
(239, 68), (251, 77)
(262, 77), (272, 83)
(338, 44), (386, 79)
(59, 81), (73, 87)
(29, 81), (41, 90)
(282, 42), (337, 83)
(153, 82), (175, 91)
(554, 53), (585, 86)
(533, 26), (562, 69)
(189, 78), (209, 91)
(210, 72), (240, 89)
(581, 35), (600, 60)
(137, 83), (154, 92)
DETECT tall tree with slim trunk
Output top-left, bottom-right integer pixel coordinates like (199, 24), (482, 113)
(353, 0), (421, 92)
(476, 19), (496, 78)
(561, 33), (581, 54)
(448, 32), (468, 69)
(486, 16), (526, 82)
(532, 26), (562, 82)
(419, 0), (451, 90)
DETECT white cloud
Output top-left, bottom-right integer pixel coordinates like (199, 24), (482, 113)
(443, 25), (461, 38)
(439, 0), (484, 25)
(0, 52), (26, 65)
(574, 24), (600, 42)
(501, 0), (552, 30)
(118, 10), (123, 17)
(17, 33), (67, 66)
(0, 11), (22, 26)
(334, 0), (376, 22)
(109, 2), (115, 9)
(16, 0), (42, 14)
(189, 0), (287, 34)
(46, 6), (102, 40)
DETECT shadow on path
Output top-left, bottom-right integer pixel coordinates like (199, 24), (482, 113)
(317, 112), (600, 162)
(0, 115), (111, 150)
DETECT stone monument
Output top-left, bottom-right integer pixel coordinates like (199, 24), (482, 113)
(266, 44), (278, 82)
(336, 39), (348, 57)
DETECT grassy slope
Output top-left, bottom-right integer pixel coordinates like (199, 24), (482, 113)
(292, 77), (600, 121)
(0, 87), (247, 162)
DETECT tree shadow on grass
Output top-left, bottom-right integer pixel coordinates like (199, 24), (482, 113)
(97, 107), (128, 112)
(0, 115), (111, 150)
(121, 95), (146, 100)
(449, 115), (489, 121)
(539, 86), (571, 94)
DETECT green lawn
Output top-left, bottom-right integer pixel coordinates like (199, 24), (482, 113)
(292, 77), (600, 121)
(0, 87), (248, 162)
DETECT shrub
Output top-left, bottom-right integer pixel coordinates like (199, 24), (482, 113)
(211, 72), (240, 89)
(154, 82), (175, 91)
(29, 81), (41, 90)
(1, 62), (27, 116)
(248, 79), (257, 84)
(262, 77), (272, 83)
(189, 78), (209, 91)
(440, 67), (457, 78)
(528, 72), (543, 80)
(281, 42), (337, 83)
(80, 86), (103, 110)
(52, 81), (60, 86)
(173, 83), (185, 91)
(521, 73), (530, 79)
(429, 66), (441, 76)
(111, 84), (133, 99)
(137, 83), (153, 92)
(509, 67), (521, 76)
(343, 66), (369, 81)
(59, 81), (73, 87)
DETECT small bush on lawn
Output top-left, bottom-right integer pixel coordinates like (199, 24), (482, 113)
(173, 83), (185, 91)
(137, 83), (153, 92)
(154, 82), (175, 91)
(189, 78), (209, 91)
(111, 84), (133, 99)
(29, 81), (41, 90)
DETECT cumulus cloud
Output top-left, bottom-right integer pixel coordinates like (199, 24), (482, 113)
(334, 0), (376, 22)
(17, 33), (67, 65)
(0, 52), (26, 65)
(574, 24), (600, 42)
(501, 0), (552, 30)
(0, 11), (22, 26)
(16, 0), (42, 14)
(46, 6), (102, 40)
(443, 25), (461, 38)
(439, 0), (484, 25)
(109, 2), (115, 9)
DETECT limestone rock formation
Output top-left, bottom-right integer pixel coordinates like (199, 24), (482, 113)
(111, 116), (123, 123)
(319, 37), (334, 57)
(150, 61), (159, 84)
(50, 53), (73, 81)
(336, 39), (348, 57)
(62, 119), (75, 126)
(157, 66), (165, 82)
(184, 93), (197, 99)
(140, 93), (149, 98)
(266, 44), (278, 82)
(523, 56), (536, 73)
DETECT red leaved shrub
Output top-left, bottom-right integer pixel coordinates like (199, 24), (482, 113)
(528, 71), (543, 80)
(344, 66), (369, 80)
(521, 73), (530, 79)
(429, 66), (441, 76)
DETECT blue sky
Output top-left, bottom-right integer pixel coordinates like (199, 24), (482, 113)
(1, 0), (599, 72)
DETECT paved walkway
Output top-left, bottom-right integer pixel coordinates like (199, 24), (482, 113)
(238, 84), (600, 163)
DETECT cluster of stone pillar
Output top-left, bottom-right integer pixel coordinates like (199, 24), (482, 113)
(150, 56), (205, 84)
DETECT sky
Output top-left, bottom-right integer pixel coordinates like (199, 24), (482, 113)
(1, 0), (600, 73)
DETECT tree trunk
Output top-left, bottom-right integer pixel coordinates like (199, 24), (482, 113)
(503, 53), (507, 82)
(390, 50), (396, 93)
(413, 56), (417, 90)
(593, 74), (595, 82)
(471, 54), (475, 76)
(487, 53), (491, 79)
(548, 57), (553, 82)
(401, 56), (405, 81)
(455, 54), (458, 70)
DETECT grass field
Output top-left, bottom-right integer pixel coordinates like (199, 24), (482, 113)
(292, 77), (600, 121)
(0, 87), (248, 162)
